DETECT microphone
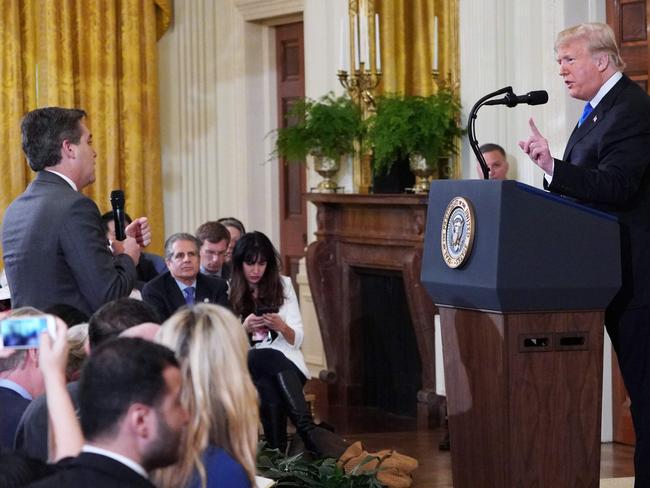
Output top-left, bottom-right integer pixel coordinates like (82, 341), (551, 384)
(110, 190), (126, 241)
(484, 90), (548, 108)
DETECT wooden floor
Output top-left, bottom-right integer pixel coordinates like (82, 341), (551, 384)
(310, 396), (636, 487)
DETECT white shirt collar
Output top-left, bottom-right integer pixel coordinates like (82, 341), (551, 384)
(45, 169), (78, 191)
(82, 444), (148, 479)
(0, 378), (32, 400)
(589, 71), (623, 109)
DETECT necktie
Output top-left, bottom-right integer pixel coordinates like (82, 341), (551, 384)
(183, 286), (195, 305)
(578, 102), (593, 127)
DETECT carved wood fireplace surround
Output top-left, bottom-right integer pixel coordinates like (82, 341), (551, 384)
(305, 193), (440, 426)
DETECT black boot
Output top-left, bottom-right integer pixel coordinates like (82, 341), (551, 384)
(260, 404), (288, 454)
(275, 370), (349, 459)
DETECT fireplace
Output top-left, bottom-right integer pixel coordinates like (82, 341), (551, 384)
(305, 193), (439, 426)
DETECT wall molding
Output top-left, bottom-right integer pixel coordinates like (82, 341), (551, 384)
(235, 0), (303, 23)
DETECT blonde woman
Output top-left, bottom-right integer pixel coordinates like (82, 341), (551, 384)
(155, 304), (258, 488)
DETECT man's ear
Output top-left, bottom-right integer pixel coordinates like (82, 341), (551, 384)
(61, 139), (76, 160)
(126, 403), (154, 439)
(596, 52), (610, 71)
(25, 348), (39, 369)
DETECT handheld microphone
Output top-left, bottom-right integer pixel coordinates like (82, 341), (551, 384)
(110, 190), (126, 241)
(484, 90), (548, 107)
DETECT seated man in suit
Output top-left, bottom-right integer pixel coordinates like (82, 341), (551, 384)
(142, 233), (229, 321)
(14, 298), (161, 461)
(196, 221), (231, 280)
(29, 338), (188, 487)
(0, 309), (46, 450)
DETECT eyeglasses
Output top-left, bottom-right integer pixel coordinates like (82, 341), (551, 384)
(202, 250), (227, 259)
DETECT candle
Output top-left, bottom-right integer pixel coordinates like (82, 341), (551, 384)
(360, 7), (368, 65)
(433, 16), (439, 71)
(353, 14), (360, 70)
(339, 17), (346, 71)
(375, 13), (381, 71)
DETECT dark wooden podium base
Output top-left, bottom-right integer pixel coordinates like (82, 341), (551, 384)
(439, 307), (604, 488)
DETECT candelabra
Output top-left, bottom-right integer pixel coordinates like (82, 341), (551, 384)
(338, 0), (382, 193)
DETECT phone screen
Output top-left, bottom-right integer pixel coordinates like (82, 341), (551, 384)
(0, 316), (52, 349)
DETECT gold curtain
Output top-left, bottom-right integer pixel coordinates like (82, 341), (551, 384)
(376, 0), (458, 96)
(0, 0), (171, 253)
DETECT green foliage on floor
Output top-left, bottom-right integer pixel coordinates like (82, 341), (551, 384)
(257, 443), (385, 488)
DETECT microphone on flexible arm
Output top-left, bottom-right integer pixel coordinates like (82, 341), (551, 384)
(468, 87), (549, 179)
(484, 90), (549, 107)
(110, 190), (126, 241)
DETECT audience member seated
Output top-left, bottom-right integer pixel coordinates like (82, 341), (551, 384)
(0, 307), (47, 450)
(154, 304), (258, 488)
(142, 233), (229, 322)
(44, 304), (89, 328)
(0, 451), (55, 487)
(476, 142), (510, 180)
(196, 221), (231, 280)
(217, 217), (245, 264)
(230, 232), (347, 459)
(27, 337), (188, 487)
(65, 324), (89, 382)
(14, 298), (160, 461)
(101, 211), (166, 288)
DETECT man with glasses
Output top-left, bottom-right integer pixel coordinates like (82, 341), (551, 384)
(196, 221), (231, 280)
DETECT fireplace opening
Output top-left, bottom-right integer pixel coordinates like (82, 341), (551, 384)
(358, 268), (422, 417)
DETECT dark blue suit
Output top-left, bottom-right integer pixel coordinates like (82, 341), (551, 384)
(26, 452), (155, 488)
(0, 386), (30, 450)
(547, 74), (650, 485)
(141, 271), (229, 322)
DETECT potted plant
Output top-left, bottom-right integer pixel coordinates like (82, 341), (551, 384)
(366, 86), (463, 192)
(272, 93), (365, 192)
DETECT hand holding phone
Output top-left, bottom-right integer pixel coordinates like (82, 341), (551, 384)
(0, 315), (57, 349)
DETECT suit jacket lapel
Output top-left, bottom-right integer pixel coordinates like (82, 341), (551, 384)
(165, 273), (186, 311)
(563, 75), (629, 161)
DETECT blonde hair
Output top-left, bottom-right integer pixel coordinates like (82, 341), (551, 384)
(555, 22), (626, 71)
(153, 304), (259, 487)
(65, 323), (88, 381)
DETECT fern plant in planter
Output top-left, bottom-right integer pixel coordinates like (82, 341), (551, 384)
(272, 93), (365, 192)
(366, 87), (463, 191)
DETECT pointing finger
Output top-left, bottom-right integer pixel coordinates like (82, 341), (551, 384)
(529, 117), (542, 137)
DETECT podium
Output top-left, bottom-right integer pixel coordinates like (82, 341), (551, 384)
(421, 180), (621, 488)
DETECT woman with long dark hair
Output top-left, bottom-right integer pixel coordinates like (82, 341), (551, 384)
(230, 231), (346, 459)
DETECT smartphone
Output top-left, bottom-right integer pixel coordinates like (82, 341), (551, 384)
(0, 315), (56, 349)
(254, 306), (279, 317)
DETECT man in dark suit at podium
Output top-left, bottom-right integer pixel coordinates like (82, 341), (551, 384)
(519, 22), (650, 486)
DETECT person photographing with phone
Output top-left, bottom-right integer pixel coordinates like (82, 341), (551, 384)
(229, 232), (347, 459)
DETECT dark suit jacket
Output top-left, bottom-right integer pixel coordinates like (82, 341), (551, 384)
(14, 381), (80, 461)
(0, 386), (30, 450)
(2, 171), (137, 316)
(141, 271), (229, 321)
(546, 75), (650, 312)
(27, 452), (155, 488)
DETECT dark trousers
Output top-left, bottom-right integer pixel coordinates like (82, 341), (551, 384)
(606, 307), (650, 487)
(247, 348), (306, 406)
